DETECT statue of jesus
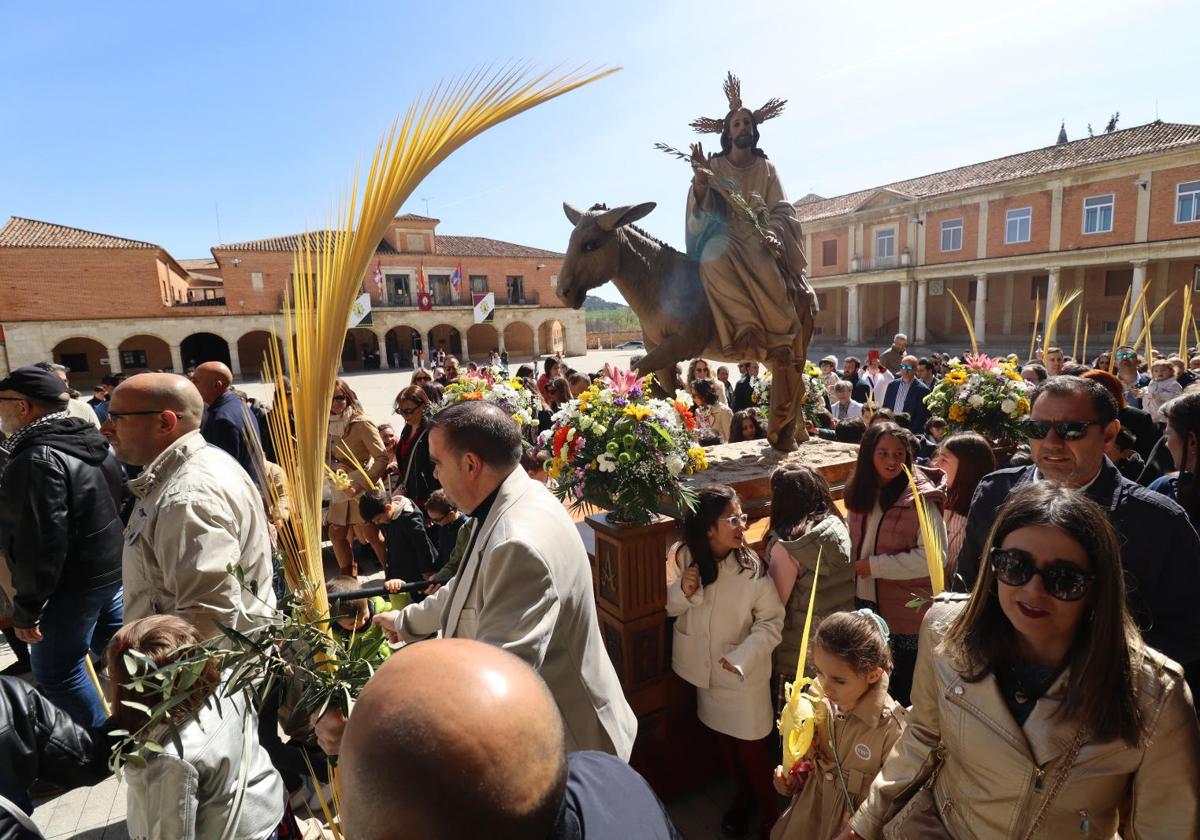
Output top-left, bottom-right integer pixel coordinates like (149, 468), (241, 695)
(686, 72), (816, 449)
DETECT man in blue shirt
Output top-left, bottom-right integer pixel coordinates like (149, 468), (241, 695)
(882, 354), (931, 431)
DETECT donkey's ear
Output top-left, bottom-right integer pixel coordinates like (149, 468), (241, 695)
(595, 202), (657, 232)
(563, 202), (584, 225)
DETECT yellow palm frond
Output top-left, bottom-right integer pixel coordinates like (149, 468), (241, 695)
(1028, 291), (1040, 364)
(903, 465), (944, 595)
(1043, 287), (1081, 353)
(1071, 301), (1082, 361)
(1082, 318), (1089, 365)
(265, 65), (618, 627)
(1108, 285), (1132, 372)
(1133, 293), (1174, 360)
(1180, 285), (1193, 361)
(947, 288), (977, 356)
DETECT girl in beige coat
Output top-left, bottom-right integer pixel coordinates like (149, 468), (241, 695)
(771, 611), (906, 840)
(327, 379), (387, 577)
(667, 485), (784, 839)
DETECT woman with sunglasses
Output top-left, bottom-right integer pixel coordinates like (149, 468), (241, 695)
(327, 380), (387, 577)
(667, 484), (784, 839)
(845, 421), (947, 706)
(391, 384), (440, 511)
(838, 483), (1200, 840)
(687, 358), (728, 404)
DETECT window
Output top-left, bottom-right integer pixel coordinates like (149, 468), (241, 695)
(120, 350), (148, 369)
(506, 275), (525, 303)
(1178, 180), (1200, 223)
(59, 353), (89, 373)
(1193, 265), (1200, 293)
(1005, 208), (1032, 244)
(1104, 268), (1132, 297)
(430, 274), (452, 304)
(940, 219), (963, 252)
(1030, 275), (1048, 301)
(386, 273), (410, 304)
(469, 275), (489, 295)
(821, 239), (838, 266)
(875, 229), (895, 260)
(1083, 194), (1114, 234)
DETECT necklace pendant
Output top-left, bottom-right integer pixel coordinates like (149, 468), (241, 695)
(1014, 688), (1029, 704)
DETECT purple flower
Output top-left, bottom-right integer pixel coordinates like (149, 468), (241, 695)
(573, 485), (585, 498)
(613, 398), (628, 408)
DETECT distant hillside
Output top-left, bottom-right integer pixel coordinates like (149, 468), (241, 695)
(583, 295), (640, 332)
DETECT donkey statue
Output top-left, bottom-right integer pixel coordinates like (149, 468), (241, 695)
(557, 201), (814, 450)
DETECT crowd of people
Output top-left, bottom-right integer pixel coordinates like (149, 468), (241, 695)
(2, 327), (1200, 838)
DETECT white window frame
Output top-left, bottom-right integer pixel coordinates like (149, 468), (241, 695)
(940, 219), (963, 252)
(1005, 207), (1032, 244)
(1194, 265), (1200, 294)
(1082, 193), (1115, 235)
(874, 227), (896, 260)
(1178, 180), (1200, 224)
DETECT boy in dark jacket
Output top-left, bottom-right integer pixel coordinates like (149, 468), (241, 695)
(359, 490), (437, 606)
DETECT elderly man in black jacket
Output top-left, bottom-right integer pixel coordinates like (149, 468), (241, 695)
(954, 376), (1200, 700)
(0, 366), (124, 729)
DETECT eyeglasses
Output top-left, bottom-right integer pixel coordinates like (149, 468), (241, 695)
(396, 405), (421, 417)
(1019, 419), (1100, 441)
(106, 409), (167, 422)
(331, 395), (349, 404)
(990, 547), (1095, 602)
(900, 364), (914, 371)
(722, 514), (749, 527)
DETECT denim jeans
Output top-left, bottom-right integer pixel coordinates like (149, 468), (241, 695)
(29, 581), (123, 728)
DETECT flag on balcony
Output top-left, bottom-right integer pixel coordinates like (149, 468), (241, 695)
(418, 291), (433, 311)
(450, 262), (462, 294)
(417, 261), (428, 295)
(372, 260), (383, 295)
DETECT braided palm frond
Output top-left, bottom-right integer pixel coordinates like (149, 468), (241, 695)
(266, 64), (617, 628)
(689, 116), (725, 134)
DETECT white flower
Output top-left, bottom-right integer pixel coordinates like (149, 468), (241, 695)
(592, 424), (607, 437)
(1001, 399), (1017, 415)
(597, 452), (618, 473)
(578, 414), (594, 430)
(666, 454), (686, 477)
(674, 390), (694, 407)
(969, 394), (985, 407)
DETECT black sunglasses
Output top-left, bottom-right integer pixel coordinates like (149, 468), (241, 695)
(990, 547), (1095, 602)
(1019, 419), (1099, 441)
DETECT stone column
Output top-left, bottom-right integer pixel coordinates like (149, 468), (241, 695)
(973, 274), (988, 344)
(460, 331), (470, 362)
(227, 342), (242, 380)
(106, 344), (123, 374)
(169, 343), (183, 373)
(1045, 267), (1061, 346)
(532, 329), (541, 361)
(375, 329), (391, 369)
(898, 280), (913, 339)
(1129, 260), (1148, 340)
(915, 279), (928, 344)
(846, 284), (861, 346)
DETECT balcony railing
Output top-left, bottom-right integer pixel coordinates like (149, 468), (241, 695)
(850, 251), (912, 273)
(177, 296), (226, 307)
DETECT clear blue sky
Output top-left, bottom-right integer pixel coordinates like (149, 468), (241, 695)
(2, 0), (1195, 304)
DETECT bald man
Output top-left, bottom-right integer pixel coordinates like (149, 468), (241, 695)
(339, 639), (679, 840)
(105, 373), (275, 638)
(192, 361), (260, 476)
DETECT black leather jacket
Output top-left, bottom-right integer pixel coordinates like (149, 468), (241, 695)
(0, 416), (124, 628)
(0, 677), (111, 837)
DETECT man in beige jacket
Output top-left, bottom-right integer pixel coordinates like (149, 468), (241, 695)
(105, 373), (275, 639)
(318, 401), (637, 761)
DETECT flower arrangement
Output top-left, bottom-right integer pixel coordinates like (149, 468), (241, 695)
(543, 364), (705, 525)
(749, 363), (828, 425)
(923, 353), (1030, 441)
(434, 368), (539, 428)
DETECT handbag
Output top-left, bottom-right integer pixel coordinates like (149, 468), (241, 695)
(881, 726), (1087, 840)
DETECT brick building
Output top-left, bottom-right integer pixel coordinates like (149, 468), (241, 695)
(0, 214), (583, 387)
(799, 121), (1200, 354)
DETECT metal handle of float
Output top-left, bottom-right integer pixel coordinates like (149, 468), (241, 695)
(326, 579), (438, 603)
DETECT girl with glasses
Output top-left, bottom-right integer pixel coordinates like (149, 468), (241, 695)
(327, 379), (387, 578)
(839, 483), (1200, 840)
(845, 422), (947, 707)
(390, 384), (439, 511)
(667, 485), (784, 839)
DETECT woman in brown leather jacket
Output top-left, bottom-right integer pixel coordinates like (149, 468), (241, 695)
(840, 483), (1200, 840)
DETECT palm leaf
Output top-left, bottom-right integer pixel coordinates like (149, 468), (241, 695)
(1043, 287), (1082, 353)
(1028, 291), (1040, 364)
(263, 65), (618, 627)
(1108, 285), (1132, 372)
(1180, 285), (1193, 361)
(1133, 293), (1174, 360)
(903, 465), (944, 595)
(1071, 300), (1082, 362)
(946, 288), (977, 356)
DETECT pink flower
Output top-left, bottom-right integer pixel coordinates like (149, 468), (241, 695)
(601, 364), (642, 397)
(965, 353), (997, 371)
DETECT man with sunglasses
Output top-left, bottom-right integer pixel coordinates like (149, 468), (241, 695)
(882, 354), (930, 432)
(105, 373), (275, 639)
(0, 366), (124, 727)
(954, 376), (1200, 697)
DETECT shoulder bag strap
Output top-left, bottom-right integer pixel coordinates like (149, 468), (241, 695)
(398, 426), (426, 496)
(1019, 726), (1088, 840)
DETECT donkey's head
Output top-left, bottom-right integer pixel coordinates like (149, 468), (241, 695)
(557, 201), (656, 309)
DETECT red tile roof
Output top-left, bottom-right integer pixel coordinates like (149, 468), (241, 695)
(218, 231), (562, 259)
(0, 217), (158, 249)
(795, 121), (1200, 222)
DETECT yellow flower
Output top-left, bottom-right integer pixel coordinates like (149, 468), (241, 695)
(1017, 398), (1030, 415)
(688, 446), (708, 471)
(623, 405), (652, 421)
(1004, 369), (1023, 382)
(945, 370), (967, 384)
(948, 404), (968, 422)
